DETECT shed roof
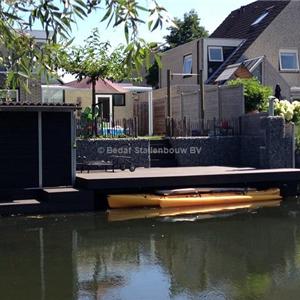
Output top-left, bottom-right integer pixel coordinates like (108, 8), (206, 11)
(0, 101), (79, 111)
(215, 65), (241, 82)
(215, 56), (264, 82)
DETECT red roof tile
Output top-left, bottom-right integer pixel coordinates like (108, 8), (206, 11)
(65, 78), (127, 94)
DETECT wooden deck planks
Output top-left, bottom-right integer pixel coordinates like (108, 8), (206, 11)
(76, 166), (300, 191)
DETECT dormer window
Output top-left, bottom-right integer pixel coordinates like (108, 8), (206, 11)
(251, 12), (269, 26)
(208, 47), (224, 62)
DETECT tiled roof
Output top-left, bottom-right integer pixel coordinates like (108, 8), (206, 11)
(0, 101), (76, 106)
(207, 0), (289, 84)
(65, 78), (127, 94)
(0, 101), (79, 111)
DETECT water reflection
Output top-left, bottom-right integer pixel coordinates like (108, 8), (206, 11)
(0, 202), (300, 300)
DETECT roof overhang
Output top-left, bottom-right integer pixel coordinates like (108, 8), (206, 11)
(122, 86), (153, 92)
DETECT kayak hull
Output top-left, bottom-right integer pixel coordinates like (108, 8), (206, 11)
(107, 188), (281, 209)
(107, 200), (281, 222)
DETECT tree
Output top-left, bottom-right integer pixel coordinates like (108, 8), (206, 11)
(164, 9), (209, 49)
(0, 0), (173, 89)
(58, 28), (133, 135)
(146, 9), (208, 87)
(229, 78), (272, 113)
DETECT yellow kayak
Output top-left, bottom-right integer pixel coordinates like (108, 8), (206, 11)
(107, 188), (281, 209)
(107, 200), (281, 222)
(108, 194), (161, 208)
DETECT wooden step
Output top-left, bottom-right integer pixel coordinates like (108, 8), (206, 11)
(0, 199), (41, 216)
(0, 189), (42, 202)
(41, 187), (95, 211)
(42, 187), (91, 201)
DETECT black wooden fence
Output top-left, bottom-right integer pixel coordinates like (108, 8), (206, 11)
(169, 117), (240, 137)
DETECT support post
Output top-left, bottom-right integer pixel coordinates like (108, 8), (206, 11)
(71, 111), (76, 185)
(38, 111), (43, 188)
(197, 40), (205, 134)
(167, 69), (171, 136)
(148, 90), (153, 136)
(199, 69), (205, 134)
(91, 78), (97, 136)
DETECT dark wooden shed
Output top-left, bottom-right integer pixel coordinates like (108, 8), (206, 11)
(0, 102), (77, 189)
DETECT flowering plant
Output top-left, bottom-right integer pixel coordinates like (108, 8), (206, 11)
(274, 99), (300, 124)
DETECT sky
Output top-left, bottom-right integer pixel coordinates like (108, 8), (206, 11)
(70, 0), (255, 47)
(58, 0), (254, 82)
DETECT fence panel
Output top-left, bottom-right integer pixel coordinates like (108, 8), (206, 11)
(153, 97), (167, 135)
(136, 101), (148, 136)
(204, 86), (219, 121)
(219, 85), (245, 119)
(135, 84), (245, 136)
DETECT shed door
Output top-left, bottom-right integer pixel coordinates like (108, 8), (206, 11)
(42, 112), (72, 187)
(0, 112), (39, 189)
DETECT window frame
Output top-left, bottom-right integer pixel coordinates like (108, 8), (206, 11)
(0, 89), (19, 102)
(113, 94), (126, 106)
(279, 49), (300, 72)
(182, 53), (193, 76)
(208, 46), (224, 62)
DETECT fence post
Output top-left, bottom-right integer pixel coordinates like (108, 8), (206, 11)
(268, 96), (276, 116)
(213, 117), (216, 136)
(292, 123), (295, 168)
(170, 117), (174, 137)
(165, 116), (170, 137)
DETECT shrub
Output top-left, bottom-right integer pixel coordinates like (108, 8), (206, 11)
(228, 78), (272, 113)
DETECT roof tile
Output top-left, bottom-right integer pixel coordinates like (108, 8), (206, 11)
(208, 0), (290, 84)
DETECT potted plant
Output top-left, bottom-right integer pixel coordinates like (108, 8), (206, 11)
(228, 78), (272, 113)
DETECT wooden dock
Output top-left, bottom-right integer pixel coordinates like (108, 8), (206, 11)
(76, 166), (300, 193)
(1, 166), (299, 216)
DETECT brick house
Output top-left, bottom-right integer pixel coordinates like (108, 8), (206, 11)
(0, 30), (48, 102)
(159, 0), (300, 99)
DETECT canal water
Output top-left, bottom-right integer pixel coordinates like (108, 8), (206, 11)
(1, 199), (300, 300)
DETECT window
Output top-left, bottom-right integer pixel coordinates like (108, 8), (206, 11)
(183, 54), (192, 74)
(42, 87), (64, 103)
(251, 12), (269, 26)
(0, 89), (19, 102)
(251, 62), (263, 83)
(208, 47), (224, 62)
(279, 50), (299, 72)
(113, 94), (125, 106)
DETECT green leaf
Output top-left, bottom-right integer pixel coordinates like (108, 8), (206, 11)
(151, 18), (161, 32)
(101, 6), (112, 22)
(124, 23), (129, 43)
